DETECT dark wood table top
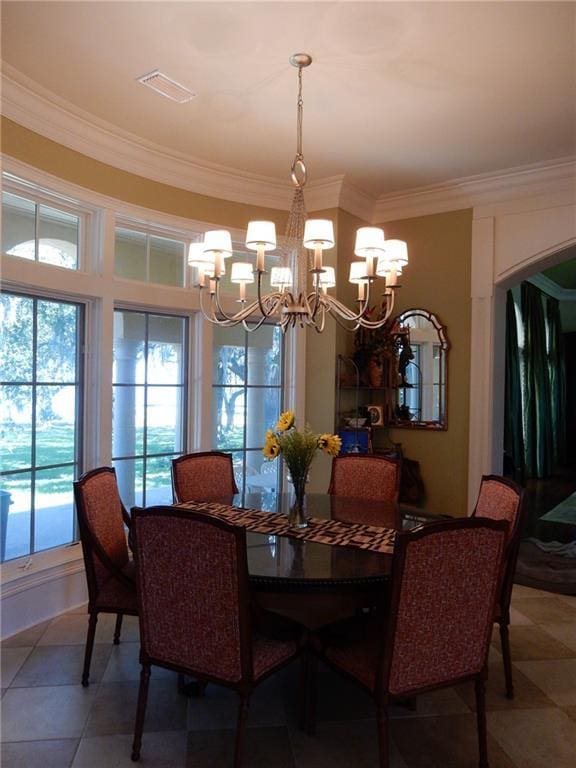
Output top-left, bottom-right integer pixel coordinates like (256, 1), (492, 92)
(204, 492), (438, 594)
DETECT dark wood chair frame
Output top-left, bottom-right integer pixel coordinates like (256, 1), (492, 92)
(472, 474), (527, 699)
(171, 450), (239, 502)
(327, 454), (401, 501)
(73, 466), (137, 687)
(306, 517), (508, 768)
(130, 506), (302, 766)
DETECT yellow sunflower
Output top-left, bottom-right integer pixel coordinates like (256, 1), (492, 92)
(275, 410), (295, 432)
(318, 433), (342, 457)
(263, 435), (281, 459)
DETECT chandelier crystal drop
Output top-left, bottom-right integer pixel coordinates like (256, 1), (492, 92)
(190, 53), (408, 333)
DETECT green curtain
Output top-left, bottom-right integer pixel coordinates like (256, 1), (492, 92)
(504, 291), (525, 481)
(521, 282), (553, 477)
(546, 295), (567, 466)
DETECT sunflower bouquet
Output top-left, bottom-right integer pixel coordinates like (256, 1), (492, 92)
(263, 411), (341, 526)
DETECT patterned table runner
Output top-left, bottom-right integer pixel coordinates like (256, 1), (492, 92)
(177, 500), (396, 555)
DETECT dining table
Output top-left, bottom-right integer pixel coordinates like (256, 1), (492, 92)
(176, 491), (441, 629)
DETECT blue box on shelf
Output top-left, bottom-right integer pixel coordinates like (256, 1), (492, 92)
(338, 428), (370, 455)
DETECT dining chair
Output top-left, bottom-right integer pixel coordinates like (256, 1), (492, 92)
(307, 517), (508, 768)
(171, 451), (239, 502)
(130, 505), (302, 766)
(328, 454), (401, 504)
(73, 466), (137, 687)
(472, 474), (526, 699)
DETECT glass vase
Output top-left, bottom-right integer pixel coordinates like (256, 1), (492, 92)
(287, 473), (308, 529)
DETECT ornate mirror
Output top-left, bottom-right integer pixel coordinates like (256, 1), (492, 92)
(390, 309), (449, 430)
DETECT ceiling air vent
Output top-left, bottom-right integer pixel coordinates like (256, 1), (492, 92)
(136, 70), (196, 103)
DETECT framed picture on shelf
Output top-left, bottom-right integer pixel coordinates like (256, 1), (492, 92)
(366, 404), (384, 427)
(337, 428), (370, 455)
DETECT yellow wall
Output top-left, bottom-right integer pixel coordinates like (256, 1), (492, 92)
(378, 210), (473, 517)
(2, 119), (472, 513)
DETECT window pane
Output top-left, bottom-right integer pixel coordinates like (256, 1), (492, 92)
(0, 293), (34, 381)
(113, 312), (145, 384)
(144, 455), (173, 505)
(1, 473), (31, 561)
(213, 333), (246, 385)
(38, 205), (79, 269)
(112, 386), (144, 458)
(246, 387), (281, 449)
(0, 385), (32, 472)
(147, 387), (181, 454)
(36, 387), (77, 467)
(37, 300), (78, 382)
(247, 325), (282, 386)
(2, 193), (35, 258)
(115, 228), (147, 281)
(149, 235), (184, 287)
(245, 450), (280, 494)
(213, 386), (244, 450)
(147, 316), (185, 385)
(113, 458), (144, 510)
(34, 465), (75, 551)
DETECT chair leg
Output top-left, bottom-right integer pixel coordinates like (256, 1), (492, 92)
(113, 613), (124, 645)
(499, 620), (514, 699)
(131, 663), (151, 762)
(376, 705), (390, 768)
(234, 693), (250, 768)
(81, 612), (98, 687)
(474, 676), (489, 768)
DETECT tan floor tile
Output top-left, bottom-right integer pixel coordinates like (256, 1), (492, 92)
(38, 613), (117, 646)
(495, 625), (576, 661)
(487, 707), (576, 768)
(1, 647), (33, 687)
(539, 622), (576, 652)
(562, 705), (576, 722)
(508, 606), (533, 626)
(71, 731), (187, 768)
(188, 725), (297, 768)
(514, 658), (576, 705)
(1, 621), (51, 648)
(556, 594), (576, 608)
(455, 648), (556, 711)
(511, 597), (576, 624)
(1, 685), (98, 741)
(289, 718), (407, 768)
(1, 738), (79, 768)
(392, 713), (516, 768)
(11, 644), (112, 687)
(512, 585), (556, 600)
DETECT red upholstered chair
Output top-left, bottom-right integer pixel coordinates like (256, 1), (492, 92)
(171, 451), (239, 502)
(472, 474), (526, 699)
(130, 506), (301, 766)
(308, 518), (507, 768)
(328, 455), (401, 504)
(73, 467), (137, 687)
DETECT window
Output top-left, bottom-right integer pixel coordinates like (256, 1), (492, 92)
(1, 191), (80, 269)
(212, 325), (284, 504)
(112, 310), (188, 508)
(115, 226), (186, 287)
(0, 292), (84, 562)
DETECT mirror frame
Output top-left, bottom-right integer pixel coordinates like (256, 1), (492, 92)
(390, 308), (450, 430)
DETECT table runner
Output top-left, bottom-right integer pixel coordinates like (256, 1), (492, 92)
(177, 500), (396, 555)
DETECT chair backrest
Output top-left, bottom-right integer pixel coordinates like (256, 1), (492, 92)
(472, 475), (525, 546)
(73, 467), (130, 601)
(132, 506), (252, 684)
(171, 451), (239, 502)
(381, 518), (507, 698)
(472, 474), (526, 612)
(328, 455), (401, 503)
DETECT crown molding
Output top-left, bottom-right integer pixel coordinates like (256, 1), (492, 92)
(2, 68), (574, 224)
(528, 273), (576, 302)
(373, 159), (576, 223)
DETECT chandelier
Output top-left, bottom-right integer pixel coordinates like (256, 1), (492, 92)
(189, 53), (408, 333)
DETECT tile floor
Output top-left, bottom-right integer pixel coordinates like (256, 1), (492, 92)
(1, 585), (576, 768)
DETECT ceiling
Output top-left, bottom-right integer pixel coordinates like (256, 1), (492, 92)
(1, 1), (575, 201)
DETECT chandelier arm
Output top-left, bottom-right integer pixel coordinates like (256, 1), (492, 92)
(319, 292), (396, 329)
